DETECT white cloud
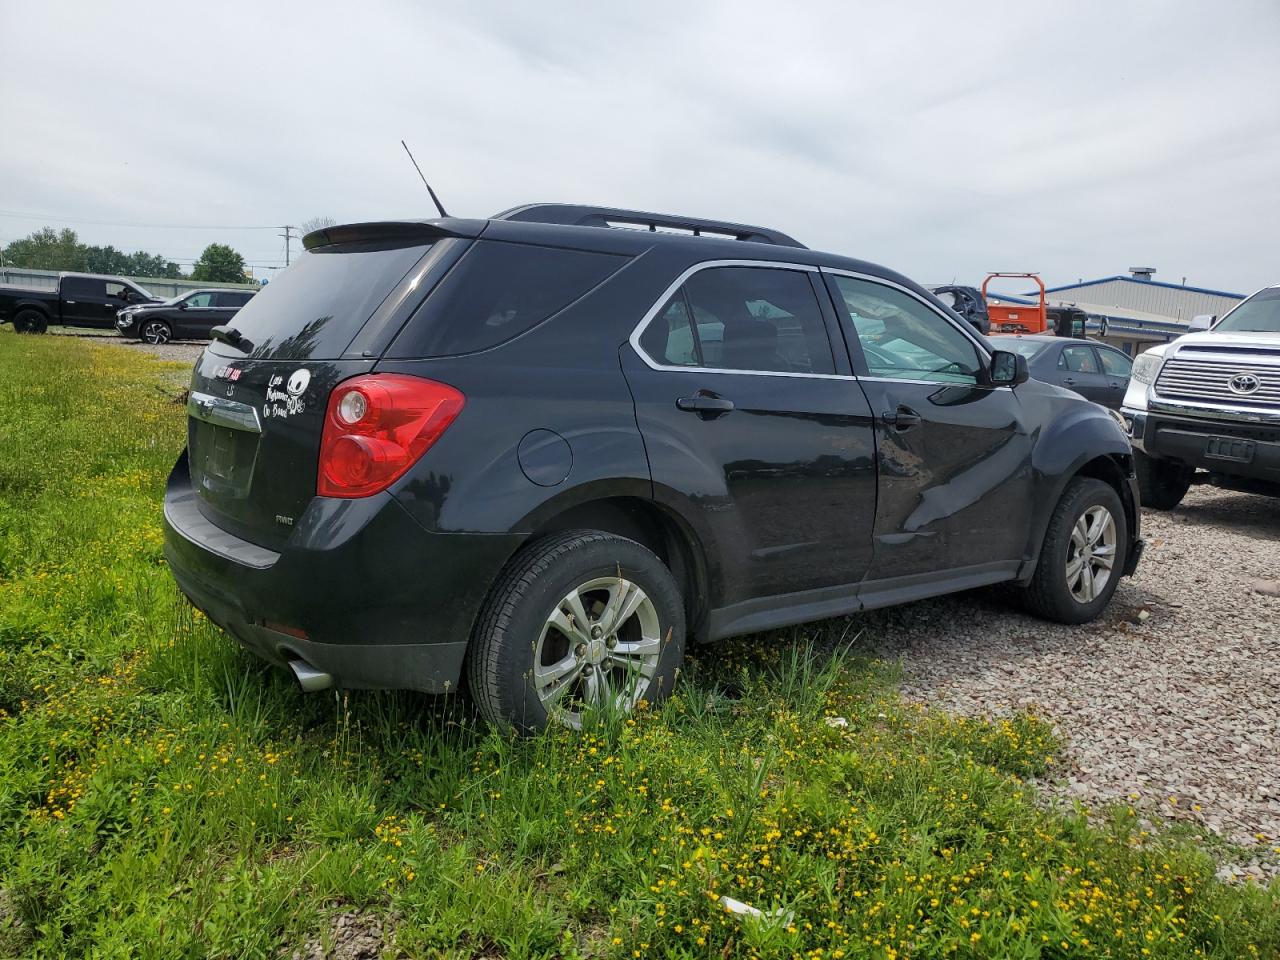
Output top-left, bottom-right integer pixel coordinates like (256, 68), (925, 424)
(1, 0), (1276, 291)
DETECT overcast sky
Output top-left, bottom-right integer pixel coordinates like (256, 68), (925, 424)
(2, 1), (1277, 294)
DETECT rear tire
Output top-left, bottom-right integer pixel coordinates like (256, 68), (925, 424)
(467, 530), (685, 734)
(1021, 477), (1128, 624)
(141, 320), (172, 345)
(13, 309), (48, 334)
(1134, 450), (1192, 510)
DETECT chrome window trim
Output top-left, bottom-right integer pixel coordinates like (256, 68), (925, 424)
(819, 267), (994, 362)
(626, 259), (862, 381)
(857, 374), (1012, 391)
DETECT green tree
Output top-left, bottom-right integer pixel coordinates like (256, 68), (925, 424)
(1, 226), (184, 278)
(3, 227), (85, 271)
(190, 243), (247, 283)
(125, 251), (182, 279)
(82, 244), (131, 274)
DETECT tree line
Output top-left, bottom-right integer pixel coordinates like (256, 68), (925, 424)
(0, 227), (251, 284)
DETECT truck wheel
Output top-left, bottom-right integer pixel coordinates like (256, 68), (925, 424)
(1134, 450), (1192, 510)
(13, 310), (48, 334)
(1021, 477), (1128, 625)
(141, 320), (172, 344)
(468, 530), (685, 734)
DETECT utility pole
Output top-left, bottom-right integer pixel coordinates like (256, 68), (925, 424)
(279, 225), (298, 266)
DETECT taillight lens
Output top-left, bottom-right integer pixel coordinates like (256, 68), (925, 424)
(318, 374), (464, 498)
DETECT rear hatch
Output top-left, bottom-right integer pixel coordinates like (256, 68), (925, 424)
(185, 224), (471, 550)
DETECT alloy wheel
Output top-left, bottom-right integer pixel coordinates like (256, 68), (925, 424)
(143, 321), (171, 344)
(532, 575), (662, 728)
(1065, 505), (1116, 603)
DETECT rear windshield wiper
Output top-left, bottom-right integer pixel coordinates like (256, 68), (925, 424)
(210, 325), (253, 353)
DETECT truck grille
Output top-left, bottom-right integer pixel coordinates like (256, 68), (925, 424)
(1155, 355), (1280, 408)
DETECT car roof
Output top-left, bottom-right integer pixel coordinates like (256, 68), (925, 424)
(307, 205), (929, 298)
(59, 271), (131, 282)
(995, 335), (1120, 349)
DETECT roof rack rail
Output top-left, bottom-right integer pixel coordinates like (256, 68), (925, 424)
(491, 203), (806, 249)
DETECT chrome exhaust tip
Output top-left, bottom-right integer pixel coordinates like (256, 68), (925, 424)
(288, 659), (333, 693)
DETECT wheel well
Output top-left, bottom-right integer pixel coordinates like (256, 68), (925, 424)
(1074, 453), (1136, 533)
(527, 497), (710, 639)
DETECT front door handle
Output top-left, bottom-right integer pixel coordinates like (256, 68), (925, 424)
(880, 406), (922, 431)
(676, 393), (735, 417)
(1063, 377), (1077, 386)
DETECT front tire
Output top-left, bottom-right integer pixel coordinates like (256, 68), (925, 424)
(13, 310), (48, 334)
(141, 320), (172, 344)
(1021, 477), (1128, 624)
(1134, 450), (1192, 510)
(468, 531), (685, 734)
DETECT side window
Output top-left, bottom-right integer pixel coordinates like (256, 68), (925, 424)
(831, 275), (981, 384)
(1098, 348), (1132, 377)
(1059, 346), (1100, 373)
(679, 267), (834, 374)
(64, 277), (104, 298)
(639, 294), (699, 366)
(104, 281), (128, 300)
(186, 292), (215, 308)
(390, 240), (628, 357)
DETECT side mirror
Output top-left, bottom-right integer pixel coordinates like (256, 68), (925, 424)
(990, 350), (1029, 387)
(177, 300), (188, 310)
(1187, 314), (1216, 332)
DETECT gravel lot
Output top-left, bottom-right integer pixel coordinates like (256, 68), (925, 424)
(50, 329), (206, 365)
(854, 485), (1279, 874)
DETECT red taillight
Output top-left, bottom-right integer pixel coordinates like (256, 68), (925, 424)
(317, 374), (464, 498)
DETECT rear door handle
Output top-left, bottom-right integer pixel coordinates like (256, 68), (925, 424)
(676, 393), (735, 416)
(1063, 377), (1077, 385)
(880, 406), (922, 431)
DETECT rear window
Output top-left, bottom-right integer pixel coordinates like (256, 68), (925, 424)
(228, 242), (432, 360)
(1003, 339), (1048, 359)
(388, 240), (627, 357)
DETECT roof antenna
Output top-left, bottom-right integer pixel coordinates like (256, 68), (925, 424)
(400, 140), (449, 218)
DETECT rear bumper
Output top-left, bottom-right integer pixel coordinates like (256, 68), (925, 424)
(162, 452), (523, 693)
(1126, 408), (1280, 483)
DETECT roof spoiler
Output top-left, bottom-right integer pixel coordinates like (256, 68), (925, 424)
(492, 203), (806, 249)
(302, 219), (483, 251)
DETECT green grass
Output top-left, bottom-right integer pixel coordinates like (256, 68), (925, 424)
(0, 327), (1276, 959)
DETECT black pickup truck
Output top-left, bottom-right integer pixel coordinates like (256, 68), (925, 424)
(0, 272), (162, 333)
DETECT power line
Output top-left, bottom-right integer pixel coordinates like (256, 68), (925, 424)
(0, 209), (280, 230)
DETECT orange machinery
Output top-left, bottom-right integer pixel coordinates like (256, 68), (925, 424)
(982, 272), (1047, 334)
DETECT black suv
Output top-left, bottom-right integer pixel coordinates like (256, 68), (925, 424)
(117, 288), (256, 343)
(163, 204), (1142, 732)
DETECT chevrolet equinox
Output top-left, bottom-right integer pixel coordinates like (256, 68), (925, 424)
(163, 204), (1143, 732)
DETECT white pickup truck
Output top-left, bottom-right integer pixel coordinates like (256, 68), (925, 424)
(1121, 283), (1280, 508)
